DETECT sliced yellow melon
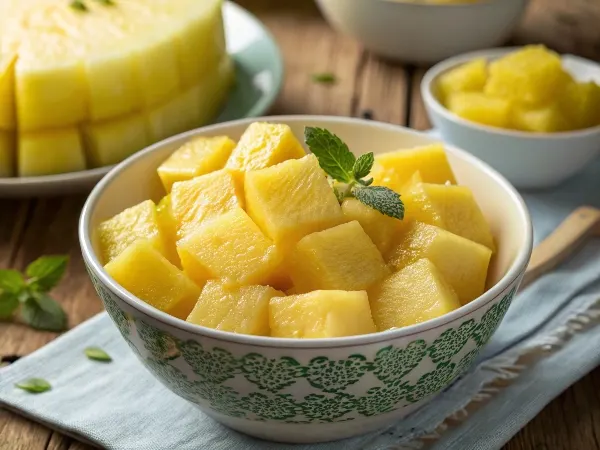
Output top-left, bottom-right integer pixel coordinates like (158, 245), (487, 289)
(511, 104), (569, 133)
(156, 195), (181, 267)
(187, 280), (282, 335)
(0, 130), (15, 177)
(81, 111), (150, 168)
(177, 207), (282, 287)
(369, 258), (461, 331)
(244, 154), (344, 250)
(437, 58), (487, 104)
(269, 290), (376, 338)
(0, 52), (16, 130)
(371, 144), (456, 193)
(105, 239), (201, 320)
(18, 127), (86, 177)
(387, 221), (492, 304)
(447, 92), (511, 128)
(170, 169), (244, 239)
(157, 135), (236, 193)
(291, 221), (390, 293)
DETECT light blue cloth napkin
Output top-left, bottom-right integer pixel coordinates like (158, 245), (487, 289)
(1, 157), (599, 450)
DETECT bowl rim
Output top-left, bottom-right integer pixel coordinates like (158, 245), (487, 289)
(360, 0), (525, 9)
(421, 46), (600, 139)
(79, 115), (533, 349)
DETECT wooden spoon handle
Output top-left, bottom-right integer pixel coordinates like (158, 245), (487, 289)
(520, 206), (600, 290)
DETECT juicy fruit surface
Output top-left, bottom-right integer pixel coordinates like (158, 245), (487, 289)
(269, 290), (377, 338)
(155, 195), (181, 267)
(371, 144), (456, 193)
(98, 200), (164, 264)
(0, 0), (232, 178)
(245, 154), (345, 248)
(369, 258), (461, 331)
(105, 240), (201, 320)
(291, 221), (390, 293)
(158, 136), (236, 192)
(171, 169), (244, 239)
(438, 45), (600, 132)
(387, 221), (492, 304)
(187, 281), (282, 335)
(177, 208), (282, 287)
(226, 122), (306, 182)
(403, 182), (495, 251)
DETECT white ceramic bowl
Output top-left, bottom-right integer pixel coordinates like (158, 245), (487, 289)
(79, 116), (532, 443)
(422, 48), (600, 190)
(315, 0), (528, 64)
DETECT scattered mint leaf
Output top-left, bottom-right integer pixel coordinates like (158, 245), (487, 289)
(70, 0), (88, 11)
(26, 256), (69, 292)
(353, 186), (404, 220)
(304, 127), (355, 183)
(84, 347), (112, 362)
(0, 270), (25, 294)
(15, 378), (51, 394)
(21, 294), (67, 332)
(353, 152), (374, 180)
(0, 292), (19, 319)
(311, 72), (337, 85)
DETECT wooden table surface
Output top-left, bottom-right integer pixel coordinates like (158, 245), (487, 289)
(1, 1), (600, 449)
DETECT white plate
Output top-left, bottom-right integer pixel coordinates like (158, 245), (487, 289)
(0, 2), (283, 198)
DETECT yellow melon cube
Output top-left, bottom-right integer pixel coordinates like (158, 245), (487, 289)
(0, 130), (15, 177)
(291, 221), (390, 293)
(97, 199), (165, 264)
(369, 258), (461, 331)
(187, 281), (282, 335)
(0, 53), (16, 130)
(105, 240), (201, 320)
(511, 104), (569, 133)
(560, 81), (600, 130)
(146, 82), (202, 143)
(85, 49), (141, 121)
(447, 92), (511, 128)
(18, 127), (86, 177)
(177, 207), (282, 287)
(387, 222), (492, 304)
(244, 154), (344, 250)
(226, 122), (306, 183)
(269, 290), (377, 338)
(170, 169), (244, 239)
(15, 56), (87, 131)
(403, 183), (495, 251)
(400, 170), (424, 194)
(437, 58), (487, 103)
(81, 112), (150, 168)
(341, 198), (402, 254)
(371, 144), (457, 193)
(157, 136), (236, 192)
(156, 195), (181, 267)
(484, 45), (566, 105)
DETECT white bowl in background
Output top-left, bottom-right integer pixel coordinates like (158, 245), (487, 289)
(315, 0), (528, 64)
(422, 48), (600, 190)
(80, 115), (532, 443)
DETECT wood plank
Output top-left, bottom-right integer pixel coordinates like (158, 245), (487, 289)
(408, 68), (431, 131)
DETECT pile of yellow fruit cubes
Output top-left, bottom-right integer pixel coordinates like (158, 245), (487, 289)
(97, 122), (496, 339)
(437, 45), (600, 132)
(0, 0), (233, 178)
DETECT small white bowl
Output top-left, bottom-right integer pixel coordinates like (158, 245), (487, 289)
(315, 0), (528, 64)
(80, 115), (532, 443)
(422, 48), (600, 189)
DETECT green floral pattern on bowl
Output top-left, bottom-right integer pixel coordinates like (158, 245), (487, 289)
(88, 267), (516, 424)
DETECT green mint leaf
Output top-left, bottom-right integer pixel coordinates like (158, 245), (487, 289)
(15, 378), (51, 393)
(353, 152), (374, 180)
(26, 256), (69, 292)
(333, 186), (346, 203)
(84, 347), (112, 362)
(353, 186), (405, 220)
(311, 72), (337, 85)
(0, 292), (19, 319)
(70, 0), (88, 11)
(358, 177), (373, 187)
(304, 127), (356, 183)
(20, 294), (67, 332)
(0, 269), (25, 294)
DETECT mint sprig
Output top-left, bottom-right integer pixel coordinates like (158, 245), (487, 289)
(0, 256), (69, 331)
(304, 127), (404, 220)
